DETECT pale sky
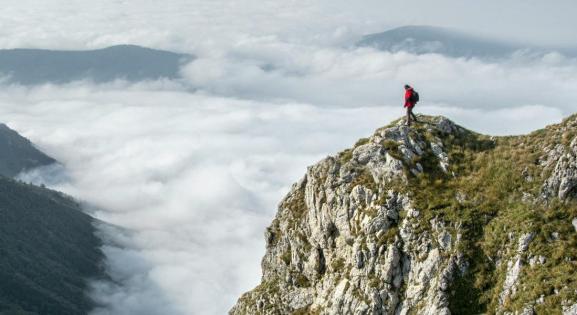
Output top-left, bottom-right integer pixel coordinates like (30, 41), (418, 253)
(0, 0), (574, 52)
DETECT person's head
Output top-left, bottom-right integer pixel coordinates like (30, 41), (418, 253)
(404, 84), (411, 90)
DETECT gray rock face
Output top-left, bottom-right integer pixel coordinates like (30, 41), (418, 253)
(541, 137), (577, 201)
(231, 118), (466, 315)
(564, 303), (577, 315)
(498, 233), (535, 311)
(231, 115), (577, 315)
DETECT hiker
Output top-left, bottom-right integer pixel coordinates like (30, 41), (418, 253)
(404, 84), (419, 126)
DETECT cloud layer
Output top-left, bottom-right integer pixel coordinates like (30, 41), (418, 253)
(3, 85), (396, 314)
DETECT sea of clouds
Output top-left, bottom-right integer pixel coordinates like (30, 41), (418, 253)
(1, 1), (576, 314)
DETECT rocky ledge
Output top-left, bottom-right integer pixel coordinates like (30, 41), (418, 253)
(231, 115), (577, 315)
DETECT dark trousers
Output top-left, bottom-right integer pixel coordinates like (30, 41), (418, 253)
(406, 106), (417, 126)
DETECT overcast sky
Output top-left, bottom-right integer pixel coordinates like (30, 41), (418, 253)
(325, 0), (577, 46)
(1, 1), (576, 315)
(0, 0), (575, 52)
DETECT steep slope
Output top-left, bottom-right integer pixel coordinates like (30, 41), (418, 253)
(0, 127), (105, 314)
(231, 115), (577, 315)
(0, 177), (104, 315)
(357, 25), (577, 59)
(0, 123), (56, 178)
(0, 45), (193, 84)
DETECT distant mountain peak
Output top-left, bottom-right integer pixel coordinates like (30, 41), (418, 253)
(0, 123), (56, 177)
(357, 25), (575, 59)
(0, 45), (194, 85)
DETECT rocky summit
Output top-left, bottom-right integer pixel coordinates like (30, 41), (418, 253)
(231, 115), (577, 315)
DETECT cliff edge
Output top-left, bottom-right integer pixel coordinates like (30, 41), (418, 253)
(231, 115), (577, 315)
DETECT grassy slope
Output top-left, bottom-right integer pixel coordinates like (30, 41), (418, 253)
(235, 115), (577, 315)
(398, 115), (577, 314)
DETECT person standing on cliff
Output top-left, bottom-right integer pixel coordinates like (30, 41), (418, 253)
(404, 84), (419, 126)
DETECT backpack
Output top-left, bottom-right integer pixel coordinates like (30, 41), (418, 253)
(410, 90), (420, 103)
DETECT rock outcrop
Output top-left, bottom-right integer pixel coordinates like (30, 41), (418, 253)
(231, 115), (577, 315)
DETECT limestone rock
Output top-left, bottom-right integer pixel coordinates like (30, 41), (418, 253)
(564, 303), (577, 315)
(231, 115), (577, 315)
(541, 137), (577, 201)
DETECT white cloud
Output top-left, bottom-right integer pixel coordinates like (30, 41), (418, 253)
(180, 42), (577, 121)
(1, 0), (575, 52)
(3, 84), (399, 314)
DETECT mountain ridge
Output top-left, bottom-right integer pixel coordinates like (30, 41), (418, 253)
(231, 114), (577, 314)
(0, 125), (105, 314)
(357, 25), (577, 59)
(0, 45), (193, 85)
(0, 123), (56, 178)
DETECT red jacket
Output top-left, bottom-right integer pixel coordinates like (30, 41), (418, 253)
(404, 88), (415, 108)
